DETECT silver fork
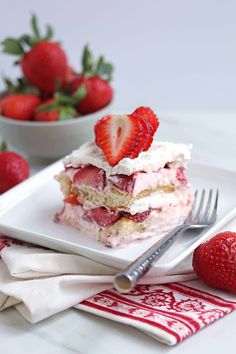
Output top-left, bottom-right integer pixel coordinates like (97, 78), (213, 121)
(113, 189), (219, 293)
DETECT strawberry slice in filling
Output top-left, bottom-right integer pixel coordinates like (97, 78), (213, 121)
(82, 206), (152, 227)
(73, 165), (106, 191)
(108, 173), (137, 194)
(64, 193), (81, 205)
(83, 207), (121, 227)
(176, 167), (187, 184)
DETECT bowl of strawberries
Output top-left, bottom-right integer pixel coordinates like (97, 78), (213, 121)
(0, 15), (114, 159)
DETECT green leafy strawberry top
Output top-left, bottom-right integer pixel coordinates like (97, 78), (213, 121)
(0, 141), (7, 152)
(4, 77), (40, 94)
(36, 85), (86, 120)
(82, 45), (113, 81)
(1, 14), (54, 56)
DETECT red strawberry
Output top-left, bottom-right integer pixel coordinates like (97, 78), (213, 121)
(0, 146), (29, 193)
(95, 106), (160, 166)
(84, 207), (120, 227)
(33, 99), (59, 122)
(0, 94), (41, 120)
(65, 66), (77, 83)
(95, 114), (143, 166)
(127, 115), (151, 158)
(137, 116), (154, 151)
(73, 165), (106, 191)
(176, 167), (187, 184)
(70, 75), (112, 115)
(193, 232), (236, 294)
(108, 174), (136, 194)
(0, 95), (11, 109)
(64, 193), (80, 206)
(33, 87), (85, 122)
(2, 15), (68, 95)
(21, 41), (68, 94)
(69, 45), (113, 114)
(126, 210), (151, 222)
(132, 106), (159, 150)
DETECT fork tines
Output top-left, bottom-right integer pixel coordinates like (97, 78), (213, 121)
(190, 189), (219, 226)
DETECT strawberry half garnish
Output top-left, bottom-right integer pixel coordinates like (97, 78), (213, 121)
(95, 114), (142, 166)
(125, 115), (148, 159)
(132, 115), (153, 153)
(95, 107), (160, 166)
(131, 106), (159, 150)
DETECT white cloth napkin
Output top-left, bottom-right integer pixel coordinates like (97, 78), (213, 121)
(0, 214), (236, 346)
(0, 237), (196, 323)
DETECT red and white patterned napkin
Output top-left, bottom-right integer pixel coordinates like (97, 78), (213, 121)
(79, 283), (236, 345)
(0, 236), (235, 345)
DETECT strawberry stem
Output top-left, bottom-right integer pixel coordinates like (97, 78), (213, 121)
(82, 45), (94, 76)
(31, 14), (41, 41)
(1, 38), (25, 56)
(37, 102), (58, 112)
(36, 85), (86, 120)
(81, 45), (113, 81)
(1, 14), (55, 59)
(59, 106), (77, 120)
(45, 25), (54, 40)
(71, 85), (86, 104)
(4, 77), (40, 94)
(0, 141), (7, 152)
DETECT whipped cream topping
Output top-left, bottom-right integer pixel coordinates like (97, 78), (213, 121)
(63, 141), (191, 176)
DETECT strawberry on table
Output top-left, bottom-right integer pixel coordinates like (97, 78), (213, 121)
(69, 45), (113, 114)
(193, 231), (236, 294)
(2, 14), (68, 95)
(0, 142), (29, 193)
(0, 94), (41, 120)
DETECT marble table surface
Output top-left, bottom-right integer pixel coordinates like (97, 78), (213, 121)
(0, 109), (235, 353)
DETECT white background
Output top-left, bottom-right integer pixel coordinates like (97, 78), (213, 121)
(0, 0), (235, 109)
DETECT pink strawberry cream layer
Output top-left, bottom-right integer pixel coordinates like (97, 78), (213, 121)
(64, 163), (186, 198)
(55, 141), (193, 248)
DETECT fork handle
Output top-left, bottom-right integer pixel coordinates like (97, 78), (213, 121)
(114, 224), (189, 293)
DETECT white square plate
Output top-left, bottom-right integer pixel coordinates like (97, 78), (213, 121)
(0, 160), (235, 273)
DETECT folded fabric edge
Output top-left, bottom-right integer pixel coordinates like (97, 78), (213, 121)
(76, 303), (177, 346)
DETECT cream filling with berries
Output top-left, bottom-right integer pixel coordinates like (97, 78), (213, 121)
(56, 190), (193, 248)
(56, 164), (188, 214)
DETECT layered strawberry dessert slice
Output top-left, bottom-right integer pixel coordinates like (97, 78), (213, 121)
(55, 107), (193, 248)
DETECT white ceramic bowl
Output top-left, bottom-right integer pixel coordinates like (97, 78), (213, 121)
(0, 104), (113, 159)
